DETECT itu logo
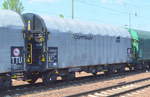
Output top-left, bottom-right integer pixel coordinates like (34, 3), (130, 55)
(13, 48), (20, 57)
(11, 47), (23, 65)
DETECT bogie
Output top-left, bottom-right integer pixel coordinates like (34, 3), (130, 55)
(42, 72), (57, 85)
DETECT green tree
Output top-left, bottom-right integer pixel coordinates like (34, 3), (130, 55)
(2, 0), (24, 14)
(59, 14), (64, 18)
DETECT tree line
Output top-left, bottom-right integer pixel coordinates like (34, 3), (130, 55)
(1, 0), (64, 18)
(2, 0), (24, 14)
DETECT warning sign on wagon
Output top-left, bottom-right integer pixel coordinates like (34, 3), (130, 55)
(11, 47), (24, 65)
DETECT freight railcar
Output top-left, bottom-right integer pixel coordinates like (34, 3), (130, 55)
(0, 11), (149, 87)
(22, 13), (132, 84)
(129, 29), (150, 70)
(0, 10), (150, 88)
(0, 10), (25, 88)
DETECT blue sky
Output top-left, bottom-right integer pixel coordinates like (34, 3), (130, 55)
(1, 0), (150, 30)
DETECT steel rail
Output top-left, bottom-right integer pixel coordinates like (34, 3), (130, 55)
(107, 84), (150, 97)
(66, 77), (150, 97)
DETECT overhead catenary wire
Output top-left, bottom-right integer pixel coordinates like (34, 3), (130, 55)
(76, 0), (147, 18)
(77, 0), (129, 15)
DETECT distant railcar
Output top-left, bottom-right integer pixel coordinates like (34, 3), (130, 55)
(129, 29), (150, 69)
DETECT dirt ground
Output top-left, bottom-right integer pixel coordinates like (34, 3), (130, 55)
(9, 72), (150, 97)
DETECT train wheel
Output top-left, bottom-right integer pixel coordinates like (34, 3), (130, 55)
(0, 75), (12, 89)
(42, 72), (57, 85)
(27, 77), (38, 84)
(104, 69), (113, 75)
(92, 72), (97, 76)
(62, 72), (75, 81)
(148, 64), (150, 70)
(4, 78), (12, 88)
(117, 66), (125, 73)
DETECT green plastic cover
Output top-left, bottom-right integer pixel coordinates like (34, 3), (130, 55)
(135, 30), (150, 61)
(128, 29), (139, 59)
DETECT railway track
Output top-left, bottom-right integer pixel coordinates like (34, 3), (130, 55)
(0, 71), (146, 96)
(67, 77), (150, 97)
